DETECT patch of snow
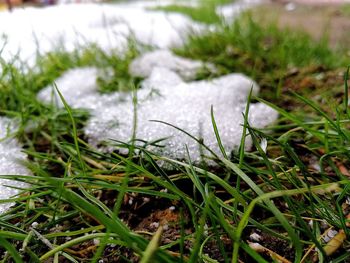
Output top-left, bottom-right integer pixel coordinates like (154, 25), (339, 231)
(0, 117), (30, 214)
(0, 2), (203, 67)
(129, 50), (215, 81)
(39, 54), (278, 164)
(37, 67), (122, 110)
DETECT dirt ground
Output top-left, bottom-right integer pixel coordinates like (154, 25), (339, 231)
(275, 0), (350, 3)
(256, 1), (350, 50)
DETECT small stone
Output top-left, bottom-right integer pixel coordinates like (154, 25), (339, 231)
(150, 222), (159, 228)
(93, 238), (101, 246)
(249, 233), (262, 242)
(31, 222), (39, 229)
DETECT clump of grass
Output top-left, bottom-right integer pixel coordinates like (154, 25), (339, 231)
(34, 43), (140, 94)
(341, 4), (350, 17)
(177, 12), (346, 76)
(0, 44), (139, 113)
(2, 75), (350, 262)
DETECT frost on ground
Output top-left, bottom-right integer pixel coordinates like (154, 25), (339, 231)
(38, 52), (278, 164)
(0, 117), (30, 214)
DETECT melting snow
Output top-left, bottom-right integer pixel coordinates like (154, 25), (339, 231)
(39, 51), (278, 163)
(0, 117), (30, 214)
(0, 2), (202, 66)
(129, 50), (215, 81)
(0, 0), (264, 67)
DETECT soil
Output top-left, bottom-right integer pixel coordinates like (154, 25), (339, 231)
(255, 1), (350, 49)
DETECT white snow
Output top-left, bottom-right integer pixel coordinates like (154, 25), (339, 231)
(129, 50), (215, 81)
(0, 1), (203, 67)
(0, 0), (264, 67)
(38, 53), (278, 163)
(0, 117), (30, 214)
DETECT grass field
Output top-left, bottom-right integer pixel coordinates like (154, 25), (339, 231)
(1, 4), (350, 263)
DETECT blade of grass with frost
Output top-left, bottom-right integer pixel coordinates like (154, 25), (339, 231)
(211, 105), (228, 159)
(54, 85), (86, 175)
(239, 87), (253, 167)
(0, 237), (23, 263)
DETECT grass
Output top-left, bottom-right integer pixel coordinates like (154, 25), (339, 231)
(152, 5), (221, 24)
(176, 12), (347, 80)
(151, 0), (233, 24)
(0, 6), (350, 263)
(341, 4), (350, 16)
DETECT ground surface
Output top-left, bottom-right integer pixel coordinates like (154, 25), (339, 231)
(255, 1), (350, 49)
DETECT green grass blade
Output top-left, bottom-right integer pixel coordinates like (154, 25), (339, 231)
(0, 237), (24, 263)
(140, 226), (164, 263)
(211, 105), (228, 159)
(54, 85), (86, 175)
